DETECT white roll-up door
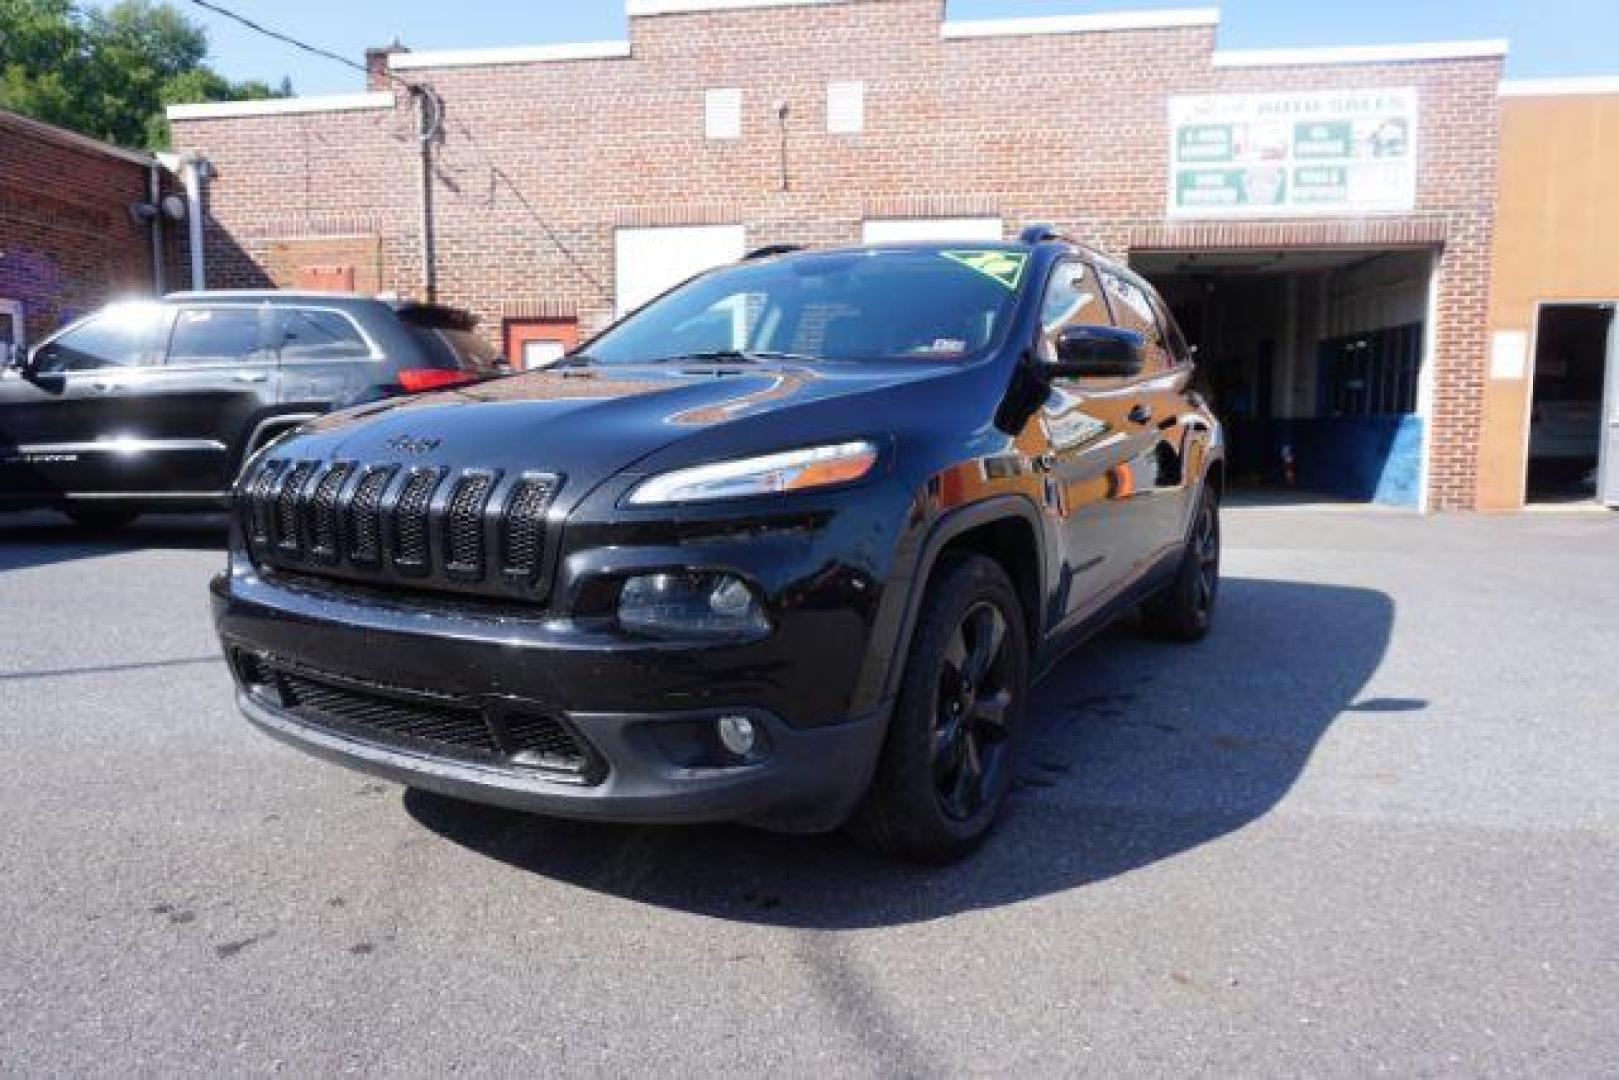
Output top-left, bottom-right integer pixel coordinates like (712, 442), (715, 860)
(614, 225), (747, 317)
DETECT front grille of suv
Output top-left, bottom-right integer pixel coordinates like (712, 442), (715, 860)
(232, 650), (600, 783)
(243, 459), (561, 601)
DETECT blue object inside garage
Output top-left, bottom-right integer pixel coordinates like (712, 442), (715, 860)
(1226, 416), (1424, 506)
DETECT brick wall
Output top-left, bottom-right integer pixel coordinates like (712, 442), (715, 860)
(169, 0), (1501, 509)
(0, 111), (166, 345)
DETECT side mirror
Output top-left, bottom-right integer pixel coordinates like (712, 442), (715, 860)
(19, 343), (52, 376)
(1047, 325), (1145, 379)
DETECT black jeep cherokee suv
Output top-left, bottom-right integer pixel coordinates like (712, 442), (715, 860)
(1, 292), (504, 528)
(213, 229), (1223, 861)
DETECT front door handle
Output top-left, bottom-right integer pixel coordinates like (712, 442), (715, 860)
(234, 371), (269, 383)
(1128, 403), (1154, 425)
(89, 379), (117, 392)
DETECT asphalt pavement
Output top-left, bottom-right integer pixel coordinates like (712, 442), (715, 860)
(0, 506), (1615, 1076)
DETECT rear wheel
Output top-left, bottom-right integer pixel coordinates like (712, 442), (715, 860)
(64, 506), (139, 532)
(1141, 481), (1220, 641)
(849, 554), (1029, 863)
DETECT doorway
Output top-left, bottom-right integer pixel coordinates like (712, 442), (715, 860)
(1526, 302), (1616, 505)
(0, 299), (23, 367)
(1134, 248), (1435, 506)
(503, 316), (579, 370)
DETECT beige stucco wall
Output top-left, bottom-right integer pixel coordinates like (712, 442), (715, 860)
(1479, 89), (1619, 509)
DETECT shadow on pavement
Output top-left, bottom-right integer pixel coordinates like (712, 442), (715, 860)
(407, 576), (1400, 927)
(0, 513), (228, 572)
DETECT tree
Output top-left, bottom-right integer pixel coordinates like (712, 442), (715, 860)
(0, 0), (291, 150)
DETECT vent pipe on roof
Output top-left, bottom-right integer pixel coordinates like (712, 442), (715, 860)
(157, 151), (209, 292)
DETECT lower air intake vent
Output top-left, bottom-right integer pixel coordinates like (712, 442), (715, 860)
(238, 652), (599, 782)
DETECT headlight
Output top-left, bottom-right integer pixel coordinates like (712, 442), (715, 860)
(625, 440), (879, 506)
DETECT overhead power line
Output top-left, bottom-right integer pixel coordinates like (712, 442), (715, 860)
(186, 0), (404, 88)
(181, 0), (610, 300)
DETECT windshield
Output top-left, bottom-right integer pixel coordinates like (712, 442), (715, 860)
(583, 248), (1029, 365)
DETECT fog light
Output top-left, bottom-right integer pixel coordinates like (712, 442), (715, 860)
(716, 715), (757, 757)
(617, 572), (770, 641)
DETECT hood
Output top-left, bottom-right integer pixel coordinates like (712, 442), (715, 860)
(278, 360), (962, 501)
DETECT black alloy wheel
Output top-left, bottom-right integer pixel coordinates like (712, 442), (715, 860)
(1190, 490), (1220, 620)
(1142, 481), (1220, 641)
(932, 601), (1016, 821)
(848, 553), (1029, 863)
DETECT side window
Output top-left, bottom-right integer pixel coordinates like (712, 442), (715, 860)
(1100, 270), (1173, 373)
(35, 305), (170, 372)
(276, 308), (371, 362)
(167, 307), (268, 366)
(1037, 260), (1114, 362)
(1150, 293), (1192, 366)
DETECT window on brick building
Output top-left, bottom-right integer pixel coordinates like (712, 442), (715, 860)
(862, 218), (1003, 244)
(705, 88), (742, 140)
(827, 81), (865, 134)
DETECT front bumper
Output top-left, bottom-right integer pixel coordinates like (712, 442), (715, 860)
(236, 689), (886, 829)
(213, 569), (891, 830)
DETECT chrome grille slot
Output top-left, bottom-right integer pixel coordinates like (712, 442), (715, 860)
(308, 462), (354, 562)
(274, 461), (316, 555)
(391, 467), (445, 574)
(247, 459), (286, 545)
(502, 474), (558, 584)
(444, 470), (497, 578)
(347, 465), (396, 566)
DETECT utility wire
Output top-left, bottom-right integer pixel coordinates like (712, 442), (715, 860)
(182, 0), (610, 300)
(186, 0), (408, 89)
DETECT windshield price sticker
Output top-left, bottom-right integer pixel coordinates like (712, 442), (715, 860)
(941, 250), (1029, 290)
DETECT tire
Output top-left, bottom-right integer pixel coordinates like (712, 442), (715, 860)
(1141, 481), (1220, 642)
(848, 553), (1030, 863)
(64, 507), (139, 532)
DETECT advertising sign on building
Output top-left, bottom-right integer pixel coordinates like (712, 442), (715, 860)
(1168, 88), (1418, 218)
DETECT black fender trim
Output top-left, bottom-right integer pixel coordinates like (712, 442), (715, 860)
(879, 492), (1049, 702)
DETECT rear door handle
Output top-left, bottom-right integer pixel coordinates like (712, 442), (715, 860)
(90, 380), (117, 392)
(234, 371), (269, 383)
(1128, 403), (1154, 425)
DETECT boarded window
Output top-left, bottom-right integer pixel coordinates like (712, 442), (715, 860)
(295, 265), (356, 292)
(705, 89), (741, 140)
(827, 81), (865, 134)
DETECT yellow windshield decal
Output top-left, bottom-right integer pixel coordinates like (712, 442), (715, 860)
(941, 250), (1028, 291)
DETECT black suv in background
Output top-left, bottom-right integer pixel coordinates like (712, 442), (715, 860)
(0, 292), (506, 528)
(214, 229), (1224, 861)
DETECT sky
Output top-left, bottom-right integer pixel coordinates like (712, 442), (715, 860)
(135, 1), (1619, 94)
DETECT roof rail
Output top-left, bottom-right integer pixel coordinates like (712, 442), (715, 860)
(1018, 223), (1069, 245)
(745, 244), (803, 260)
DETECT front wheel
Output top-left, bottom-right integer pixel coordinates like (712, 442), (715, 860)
(1141, 482), (1220, 641)
(848, 553), (1030, 863)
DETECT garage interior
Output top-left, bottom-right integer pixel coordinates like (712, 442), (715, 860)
(1526, 302), (1615, 504)
(1134, 248), (1434, 506)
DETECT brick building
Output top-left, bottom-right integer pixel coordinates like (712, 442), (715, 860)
(164, 0), (1520, 510)
(0, 109), (178, 361)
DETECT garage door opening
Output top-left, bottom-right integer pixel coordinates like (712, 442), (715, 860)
(1527, 303), (1616, 506)
(1133, 248), (1434, 507)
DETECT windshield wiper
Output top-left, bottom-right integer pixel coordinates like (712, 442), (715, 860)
(646, 349), (818, 365)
